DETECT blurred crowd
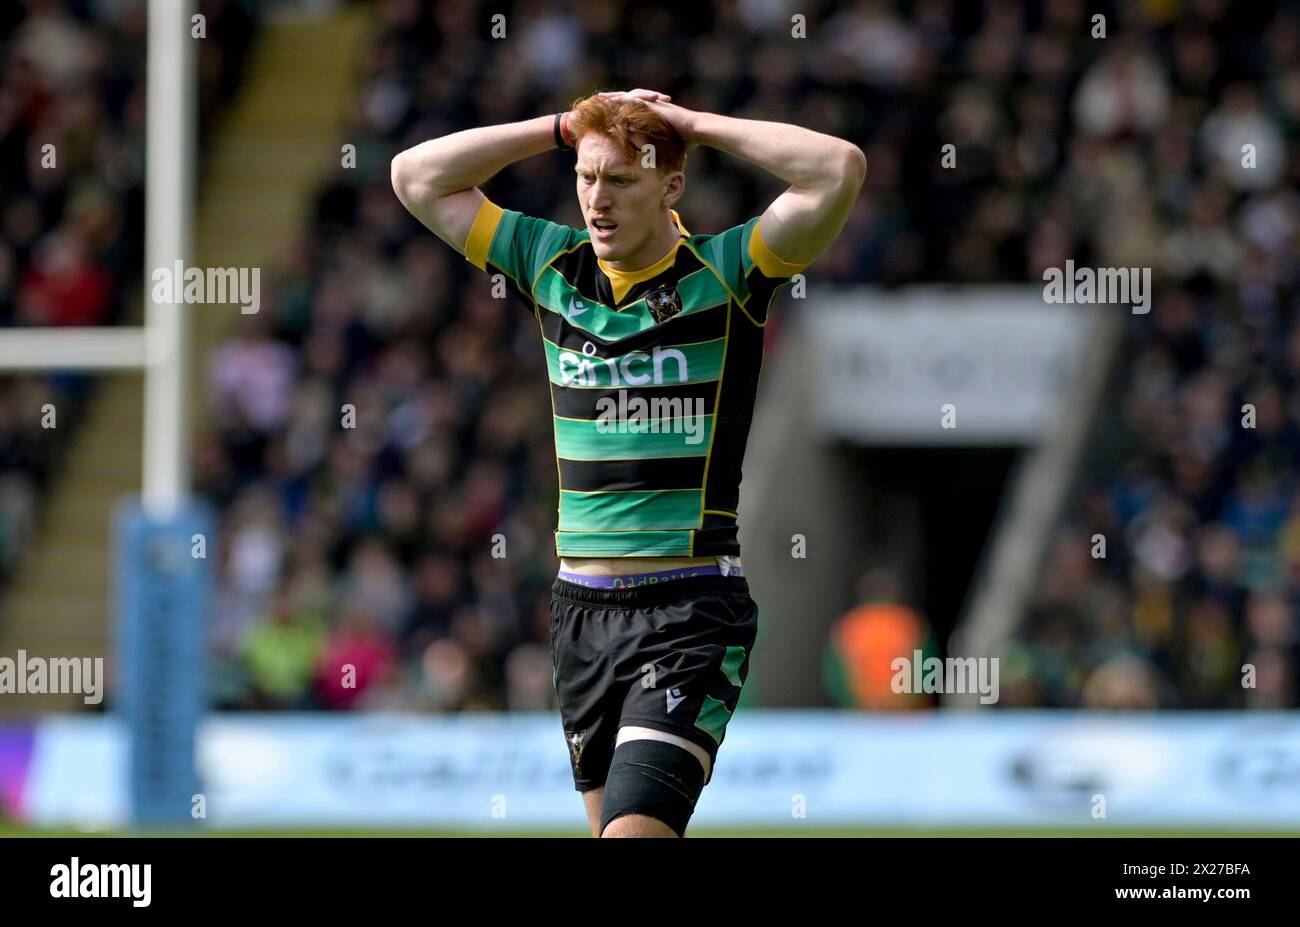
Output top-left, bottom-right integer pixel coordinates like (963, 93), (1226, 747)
(0, 0), (140, 579)
(200, 0), (1300, 712)
(0, 0), (253, 580)
(994, 1), (1300, 710)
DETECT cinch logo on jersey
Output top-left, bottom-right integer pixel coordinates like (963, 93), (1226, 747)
(595, 390), (705, 443)
(50, 858), (151, 907)
(557, 344), (688, 387)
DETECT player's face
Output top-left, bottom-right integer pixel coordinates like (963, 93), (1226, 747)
(575, 133), (675, 265)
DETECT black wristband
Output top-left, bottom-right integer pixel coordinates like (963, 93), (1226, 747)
(554, 112), (572, 150)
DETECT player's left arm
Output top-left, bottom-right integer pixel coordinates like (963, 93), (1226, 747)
(689, 111), (866, 267)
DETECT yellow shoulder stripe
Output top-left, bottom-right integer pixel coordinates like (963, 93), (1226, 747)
(748, 218), (810, 278)
(465, 197), (504, 271)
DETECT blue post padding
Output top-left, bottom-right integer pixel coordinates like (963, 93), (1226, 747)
(112, 498), (214, 830)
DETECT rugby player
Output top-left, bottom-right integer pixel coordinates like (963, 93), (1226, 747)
(392, 88), (864, 836)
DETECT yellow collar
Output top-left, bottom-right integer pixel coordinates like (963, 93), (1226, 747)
(596, 209), (690, 304)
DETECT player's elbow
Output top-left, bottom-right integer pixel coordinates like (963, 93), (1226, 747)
(390, 147), (440, 208)
(390, 149), (419, 203)
(839, 144), (867, 190)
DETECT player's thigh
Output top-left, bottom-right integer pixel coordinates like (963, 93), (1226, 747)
(617, 586), (759, 784)
(598, 734), (709, 837)
(551, 591), (621, 793)
(601, 728), (710, 838)
(618, 725), (712, 779)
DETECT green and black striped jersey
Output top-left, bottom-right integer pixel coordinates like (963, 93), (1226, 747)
(464, 197), (809, 558)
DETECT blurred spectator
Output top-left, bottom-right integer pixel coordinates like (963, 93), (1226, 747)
(315, 603), (399, 710)
(824, 567), (936, 709)
(240, 588), (326, 710)
(1081, 653), (1164, 710)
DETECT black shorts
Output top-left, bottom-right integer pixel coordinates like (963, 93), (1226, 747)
(549, 574), (759, 791)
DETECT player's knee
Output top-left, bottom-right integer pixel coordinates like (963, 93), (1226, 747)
(601, 813), (678, 838)
(599, 738), (707, 838)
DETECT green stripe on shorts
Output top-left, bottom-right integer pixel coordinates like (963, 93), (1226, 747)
(721, 646), (746, 688)
(693, 694), (733, 745)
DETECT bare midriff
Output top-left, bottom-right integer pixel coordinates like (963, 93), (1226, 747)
(559, 556), (742, 576)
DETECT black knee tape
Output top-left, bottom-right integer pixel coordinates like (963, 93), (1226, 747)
(599, 738), (707, 837)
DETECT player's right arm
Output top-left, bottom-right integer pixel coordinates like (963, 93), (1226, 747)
(390, 115), (558, 256)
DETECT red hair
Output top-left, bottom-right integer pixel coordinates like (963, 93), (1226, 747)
(565, 93), (687, 175)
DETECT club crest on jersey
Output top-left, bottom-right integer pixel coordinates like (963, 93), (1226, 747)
(646, 284), (683, 323)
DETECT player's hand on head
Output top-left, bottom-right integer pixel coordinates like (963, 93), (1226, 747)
(598, 90), (698, 151)
(598, 89), (672, 104)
